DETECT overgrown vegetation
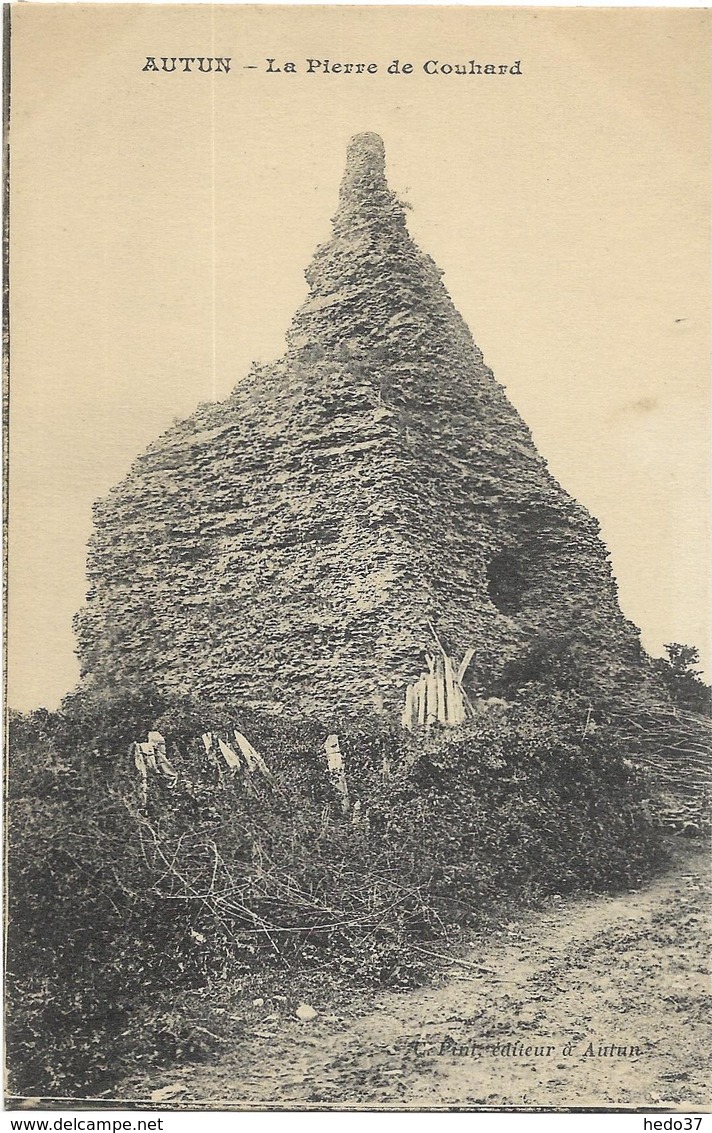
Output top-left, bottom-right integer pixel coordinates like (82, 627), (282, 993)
(5, 684), (678, 1100)
(652, 643), (712, 714)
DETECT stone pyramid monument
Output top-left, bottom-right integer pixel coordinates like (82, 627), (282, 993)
(75, 132), (650, 718)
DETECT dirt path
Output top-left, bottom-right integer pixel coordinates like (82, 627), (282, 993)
(126, 841), (710, 1111)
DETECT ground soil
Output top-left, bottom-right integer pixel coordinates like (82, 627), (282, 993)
(123, 839), (710, 1112)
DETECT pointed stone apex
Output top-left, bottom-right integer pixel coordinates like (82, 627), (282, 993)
(347, 132), (385, 174)
(334, 132), (405, 237)
(339, 132), (388, 202)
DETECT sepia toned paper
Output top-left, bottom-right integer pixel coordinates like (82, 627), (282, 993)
(4, 2), (711, 1114)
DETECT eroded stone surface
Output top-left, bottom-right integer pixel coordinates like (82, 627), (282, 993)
(75, 133), (653, 717)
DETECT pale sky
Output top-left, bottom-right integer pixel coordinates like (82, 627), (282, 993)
(7, 4), (711, 710)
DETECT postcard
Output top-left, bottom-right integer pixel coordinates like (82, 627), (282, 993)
(4, 3), (710, 1115)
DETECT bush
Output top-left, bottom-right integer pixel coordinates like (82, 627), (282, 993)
(6, 690), (667, 1098)
(651, 644), (711, 715)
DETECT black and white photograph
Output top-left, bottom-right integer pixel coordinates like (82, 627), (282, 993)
(4, 3), (711, 1115)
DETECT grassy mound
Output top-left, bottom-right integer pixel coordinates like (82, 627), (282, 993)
(6, 689), (668, 1098)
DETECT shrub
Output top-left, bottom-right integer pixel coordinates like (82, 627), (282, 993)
(6, 690), (667, 1098)
(651, 644), (711, 715)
